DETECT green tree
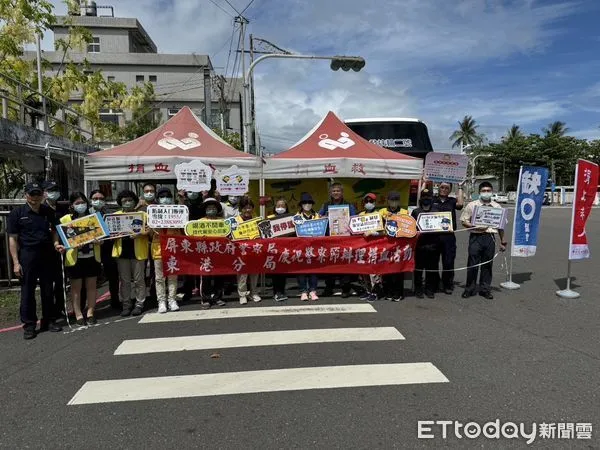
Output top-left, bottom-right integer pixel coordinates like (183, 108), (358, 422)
(119, 82), (161, 142)
(449, 115), (483, 149)
(543, 121), (569, 137)
(503, 124), (523, 142)
(212, 127), (242, 151)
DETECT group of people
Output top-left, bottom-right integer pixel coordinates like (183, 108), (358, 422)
(8, 179), (505, 340)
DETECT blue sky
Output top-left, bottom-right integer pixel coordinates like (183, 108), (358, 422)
(46, 0), (600, 152)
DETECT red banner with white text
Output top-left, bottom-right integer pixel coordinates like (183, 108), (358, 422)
(160, 235), (416, 276)
(569, 159), (599, 260)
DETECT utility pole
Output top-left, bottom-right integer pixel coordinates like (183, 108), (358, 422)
(235, 15), (250, 152)
(36, 33), (47, 132)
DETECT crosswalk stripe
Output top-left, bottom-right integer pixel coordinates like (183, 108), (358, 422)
(68, 363), (449, 405)
(138, 304), (377, 323)
(114, 327), (405, 355)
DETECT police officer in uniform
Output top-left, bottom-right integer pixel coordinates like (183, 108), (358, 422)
(8, 182), (64, 339)
(432, 182), (464, 294)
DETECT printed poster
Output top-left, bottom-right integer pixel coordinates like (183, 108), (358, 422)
(147, 204), (189, 229)
(416, 212), (454, 232)
(230, 217), (263, 241)
(57, 213), (109, 249)
(295, 218), (329, 237)
(424, 152), (469, 183)
(349, 213), (384, 234)
(385, 214), (418, 238)
(104, 212), (146, 238)
(214, 165), (250, 196)
(258, 215), (296, 238)
(174, 160), (212, 192)
(328, 205), (350, 236)
(184, 219), (232, 237)
(472, 206), (507, 229)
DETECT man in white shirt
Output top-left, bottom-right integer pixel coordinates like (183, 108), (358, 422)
(460, 181), (506, 300)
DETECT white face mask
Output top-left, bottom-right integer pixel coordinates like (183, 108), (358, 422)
(91, 199), (105, 209)
(206, 208), (218, 217)
(143, 192), (155, 201)
(122, 200), (135, 210)
(365, 202), (375, 211)
(229, 196), (239, 205)
(275, 207), (286, 215)
(187, 192), (199, 200)
(74, 204), (87, 214)
(302, 204), (312, 212)
(47, 191), (60, 201)
(158, 197), (172, 205)
(480, 192), (493, 202)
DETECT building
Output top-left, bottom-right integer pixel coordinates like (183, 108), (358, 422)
(29, 3), (242, 144)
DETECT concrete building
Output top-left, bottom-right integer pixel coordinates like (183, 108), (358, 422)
(30, 5), (242, 143)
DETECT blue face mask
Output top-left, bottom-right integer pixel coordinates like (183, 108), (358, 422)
(74, 204), (88, 214)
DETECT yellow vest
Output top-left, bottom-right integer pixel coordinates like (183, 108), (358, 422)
(60, 214), (101, 267)
(378, 207), (409, 219)
(111, 210), (149, 260)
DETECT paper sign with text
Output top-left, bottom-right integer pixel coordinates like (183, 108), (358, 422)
(184, 219), (231, 237)
(385, 214), (418, 238)
(57, 213), (109, 249)
(349, 213), (384, 234)
(104, 212), (146, 238)
(147, 204), (189, 229)
(424, 152), (469, 183)
(214, 165), (250, 196)
(258, 215), (296, 238)
(295, 217), (329, 237)
(231, 217), (263, 240)
(328, 205), (351, 236)
(417, 212), (454, 232)
(174, 160), (212, 192)
(472, 206), (507, 229)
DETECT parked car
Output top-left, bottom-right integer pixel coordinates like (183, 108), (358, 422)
(492, 192), (509, 203)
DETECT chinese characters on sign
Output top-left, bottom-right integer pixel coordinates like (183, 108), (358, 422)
(472, 206), (507, 229)
(184, 219), (232, 237)
(385, 214), (418, 238)
(349, 213), (383, 234)
(161, 235), (416, 275)
(416, 212), (454, 233)
(295, 217), (329, 237)
(104, 212), (146, 239)
(512, 166), (548, 257)
(174, 160), (212, 192)
(231, 217), (263, 241)
(258, 215), (296, 238)
(328, 205), (351, 236)
(57, 213), (109, 249)
(424, 152), (469, 183)
(568, 159), (599, 260)
(147, 205), (190, 229)
(214, 165), (250, 196)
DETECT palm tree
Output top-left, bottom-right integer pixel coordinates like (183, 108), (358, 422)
(503, 124), (523, 141)
(543, 121), (569, 137)
(450, 115), (483, 149)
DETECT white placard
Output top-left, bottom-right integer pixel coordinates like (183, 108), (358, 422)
(424, 152), (469, 183)
(349, 213), (383, 234)
(174, 160), (212, 192)
(214, 165), (250, 196)
(147, 204), (189, 228)
(104, 212), (146, 238)
(416, 212), (453, 232)
(472, 206), (507, 229)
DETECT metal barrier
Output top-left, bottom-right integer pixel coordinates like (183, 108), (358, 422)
(0, 71), (95, 143)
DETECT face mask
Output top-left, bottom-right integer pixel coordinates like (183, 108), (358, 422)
(122, 200), (135, 210)
(74, 204), (88, 214)
(229, 196), (239, 205)
(480, 192), (493, 202)
(365, 202), (375, 211)
(206, 208), (218, 217)
(187, 192), (199, 200)
(158, 197), (172, 205)
(47, 191), (60, 201)
(91, 199), (105, 209)
(421, 199), (432, 207)
(388, 201), (399, 209)
(302, 204), (312, 212)
(275, 207), (286, 215)
(143, 192), (155, 201)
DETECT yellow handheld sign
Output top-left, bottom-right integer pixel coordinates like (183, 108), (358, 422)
(231, 217), (263, 241)
(184, 219), (231, 237)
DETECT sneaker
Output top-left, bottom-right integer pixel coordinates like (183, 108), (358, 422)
(391, 295), (404, 302)
(168, 300), (180, 311)
(76, 318), (86, 326)
(86, 317), (97, 326)
(131, 305), (143, 316)
(120, 307), (131, 317)
(300, 292), (309, 301)
(239, 296), (248, 305)
(23, 328), (37, 340)
(360, 292), (371, 300)
(274, 294), (287, 302)
(309, 291), (319, 301)
(215, 299), (226, 307)
(251, 294), (262, 303)
(40, 320), (62, 332)
(367, 293), (378, 302)
(158, 302), (167, 314)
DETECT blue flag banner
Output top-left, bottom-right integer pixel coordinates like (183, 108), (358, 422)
(511, 166), (549, 257)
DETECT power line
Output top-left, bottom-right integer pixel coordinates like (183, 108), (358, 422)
(222, 0), (242, 15)
(207, 0), (235, 17)
(223, 24), (239, 77)
(240, 0), (256, 15)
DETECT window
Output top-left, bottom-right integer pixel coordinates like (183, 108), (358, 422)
(136, 75), (144, 83)
(99, 108), (123, 125)
(107, 76), (115, 82)
(149, 75), (157, 83)
(167, 107), (181, 117)
(87, 37), (100, 53)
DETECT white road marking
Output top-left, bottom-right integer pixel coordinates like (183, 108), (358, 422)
(114, 327), (405, 355)
(68, 363), (449, 405)
(138, 304), (376, 323)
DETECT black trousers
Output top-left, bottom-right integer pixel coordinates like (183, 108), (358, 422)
(49, 251), (65, 317)
(19, 247), (55, 329)
(272, 275), (286, 295)
(465, 234), (495, 294)
(414, 244), (439, 294)
(438, 234), (457, 290)
(383, 273), (404, 298)
(324, 275), (351, 294)
(201, 276), (224, 299)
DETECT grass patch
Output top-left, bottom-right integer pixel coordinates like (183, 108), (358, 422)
(0, 290), (42, 328)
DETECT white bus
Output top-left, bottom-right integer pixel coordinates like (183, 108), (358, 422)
(344, 117), (434, 159)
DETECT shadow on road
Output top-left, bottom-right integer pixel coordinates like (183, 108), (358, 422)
(553, 277), (580, 290)
(512, 272), (533, 284)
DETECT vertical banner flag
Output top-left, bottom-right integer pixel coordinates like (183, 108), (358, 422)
(512, 166), (549, 257)
(568, 159), (599, 260)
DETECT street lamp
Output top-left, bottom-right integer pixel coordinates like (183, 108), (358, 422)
(242, 54), (366, 155)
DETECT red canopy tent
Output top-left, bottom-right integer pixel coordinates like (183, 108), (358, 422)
(262, 111), (423, 179)
(85, 106), (261, 181)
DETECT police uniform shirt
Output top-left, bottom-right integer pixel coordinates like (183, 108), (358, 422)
(7, 203), (56, 249)
(460, 199), (503, 234)
(433, 196), (461, 231)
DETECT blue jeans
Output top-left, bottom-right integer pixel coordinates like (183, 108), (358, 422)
(297, 275), (318, 293)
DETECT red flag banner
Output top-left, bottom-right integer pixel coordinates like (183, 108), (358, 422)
(569, 159), (599, 260)
(160, 235), (416, 276)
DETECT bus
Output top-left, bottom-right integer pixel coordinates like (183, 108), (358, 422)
(344, 117), (434, 159)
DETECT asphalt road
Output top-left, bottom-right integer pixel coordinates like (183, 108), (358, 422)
(0, 208), (598, 449)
